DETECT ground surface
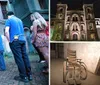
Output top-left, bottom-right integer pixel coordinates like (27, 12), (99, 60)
(0, 53), (48, 85)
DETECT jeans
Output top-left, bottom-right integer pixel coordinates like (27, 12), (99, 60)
(9, 40), (32, 78)
(0, 51), (6, 70)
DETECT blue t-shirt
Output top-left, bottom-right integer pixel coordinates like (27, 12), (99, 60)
(5, 15), (25, 42)
(0, 35), (4, 51)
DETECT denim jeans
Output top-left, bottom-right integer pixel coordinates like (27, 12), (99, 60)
(0, 51), (6, 70)
(9, 40), (32, 78)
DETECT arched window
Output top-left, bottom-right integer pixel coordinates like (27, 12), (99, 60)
(87, 14), (92, 20)
(73, 16), (78, 21)
(76, 28), (78, 31)
(67, 17), (70, 21)
(58, 7), (64, 13)
(80, 17), (83, 21)
(73, 25), (78, 31)
(67, 25), (69, 30)
(73, 28), (75, 31)
(89, 23), (93, 30)
(81, 25), (83, 31)
(75, 17), (78, 21)
(88, 15), (91, 19)
(73, 17), (75, 21)
(59, 8), (63, 13)
(73, 25), (75, 31)
(87, 8), (92, 13)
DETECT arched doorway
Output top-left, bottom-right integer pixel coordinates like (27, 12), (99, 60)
(73, 34), (78, 40)
(70, 22), (80, 40)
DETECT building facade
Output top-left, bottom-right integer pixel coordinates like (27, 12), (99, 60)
(9, 0), (49, 27)
(51, 3), (98, 41)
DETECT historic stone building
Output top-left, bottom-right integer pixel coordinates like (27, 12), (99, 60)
(51, 3), (98, 41)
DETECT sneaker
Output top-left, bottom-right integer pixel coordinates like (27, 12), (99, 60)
(28, 75), (33, 81)
(14, 76), (29, 83)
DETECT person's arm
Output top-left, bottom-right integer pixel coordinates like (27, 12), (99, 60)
(5, 26), (10, 42)
(33, 25), (37, 40)
(31, 25), (37, 43)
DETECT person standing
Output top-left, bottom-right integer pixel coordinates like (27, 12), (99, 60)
(5, 11), (32, 82)
(0, 35), (6, 71)
(30, 12), (49, 73)
(30, 15), (45, 63)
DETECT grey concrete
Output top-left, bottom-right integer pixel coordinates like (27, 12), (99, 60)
(0, 54), (48, 85)
(51, 58), (100, 85)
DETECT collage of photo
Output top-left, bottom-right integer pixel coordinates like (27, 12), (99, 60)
(0, 0), (99, 85)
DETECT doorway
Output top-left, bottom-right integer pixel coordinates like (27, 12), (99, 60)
(73, 34), (78, 40)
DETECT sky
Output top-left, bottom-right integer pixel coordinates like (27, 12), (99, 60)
(51, 0), (100, 18)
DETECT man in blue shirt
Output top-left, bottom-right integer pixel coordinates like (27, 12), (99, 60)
(5, 11), (32, 83)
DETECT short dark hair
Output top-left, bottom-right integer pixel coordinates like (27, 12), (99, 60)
(7, 11), (14, 16)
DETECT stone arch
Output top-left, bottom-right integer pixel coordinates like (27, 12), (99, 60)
(86, 7), (92, 13)
(58, 7), (64, 13)
(72, 33), (79, 40)
(81, 25), (83, 31)
(67, 16), (70, 21)
(72, 14), (79, 21)
(70, 22), (80, 31)
(87, 14), (92, 20)
(81, 24), (85, 31)
(70, 22), (80, 40)
(80, 15), (84, 21)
